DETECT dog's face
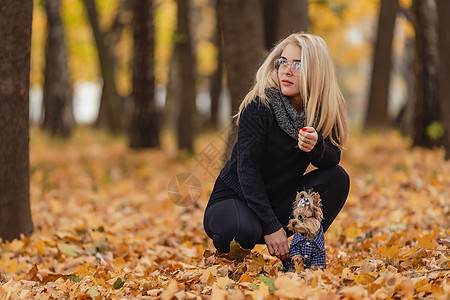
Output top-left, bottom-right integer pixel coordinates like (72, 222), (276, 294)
(288, 190), (323, 235)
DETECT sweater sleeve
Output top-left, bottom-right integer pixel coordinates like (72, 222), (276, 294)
(236, 102), (283, 235)
(307, 132), (341, 168)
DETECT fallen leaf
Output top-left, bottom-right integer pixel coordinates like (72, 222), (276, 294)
(246, 281), (270, 299)
(257, 274), (276, 293)
(87, 287), (100, 298)
(214, 276), (234, 289)
(113, 277), (125, 289)
(274, 274), (307, 299)
(220, 240), (251, 262)
(58, 243), (83, 257)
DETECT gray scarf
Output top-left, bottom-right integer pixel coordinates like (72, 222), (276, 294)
(266, 88), (306, 140)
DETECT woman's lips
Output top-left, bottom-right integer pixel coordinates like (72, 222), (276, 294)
(281, 79), (293, 85)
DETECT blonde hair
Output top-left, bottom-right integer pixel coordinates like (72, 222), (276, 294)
(236, 33), (349, 149)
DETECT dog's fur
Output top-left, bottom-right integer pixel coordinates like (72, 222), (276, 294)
(287, 190), (325, 270)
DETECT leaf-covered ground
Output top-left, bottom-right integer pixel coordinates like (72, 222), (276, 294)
(1, 127), (449, 299)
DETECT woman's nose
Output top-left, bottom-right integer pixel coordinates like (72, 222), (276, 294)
(283, 66), (293, 75)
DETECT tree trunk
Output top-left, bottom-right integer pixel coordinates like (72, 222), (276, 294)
(42, 0), (74, 137)
(129, 0), (160, 148)
(175, 0), (197, 153)
(436, 0), (450, 159)
(275, 0), (308, 42)
(263, 0), (308, 51)
(164, 55), (181, 132)
(364, 0), (398, 130)
(263, 0), (277, 51)
(83, 0), (125, 133)
(218, 0), (265, 159)
(411, 0), (440, 148)
(209, 0), (223, 130)
(0, 0), (34, 241)
(396, 36), (415, 136)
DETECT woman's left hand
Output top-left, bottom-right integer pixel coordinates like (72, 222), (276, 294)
(298, 127), (318, 152)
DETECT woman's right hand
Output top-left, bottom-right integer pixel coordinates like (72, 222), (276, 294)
(264, 227), (289, 261)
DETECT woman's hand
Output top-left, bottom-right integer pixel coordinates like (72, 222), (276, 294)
(298, 127), (318, 152)
(264, 227), (289, 261)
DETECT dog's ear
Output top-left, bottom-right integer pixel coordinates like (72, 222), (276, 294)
(311, 192), (323, 220)
(312, 192), (322, 207)
(292, 192), (300, 209)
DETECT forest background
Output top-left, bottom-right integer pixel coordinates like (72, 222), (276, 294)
(0, 0), (449, 298)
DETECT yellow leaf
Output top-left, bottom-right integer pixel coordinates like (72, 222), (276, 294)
(415, 278), (431, 293)
(93, 277), (107, 288)
(353, 273), (376, 285)
(430, 177), (440, 186)
(274, 274), (307, 299)
(398, 246), (418, 258)
(32, 241), (47, 255)
(417, 235), (437, 248)
(138, 165), (149, 177)
(393, 278), (414, 298)
(368, 277), (385, 293)
(341, 267), (352, 279)
(200, 265), (219, 284)
(215, 276), (234, 289)
(239, 274), (253, 283)
(345, 226), (361, 238)
(247, 281), (270, 299)
(311, 275), (319, 288)
(161, 281), (183, 300)
(5, 239), (24, 252)
(350, 259), (365, 268)
(294, 260), (305, 274)
(210, 286), (228, 300)
(377, 245), (399, 259)
(341, 285), (369, 298)
(74, 263), (92, 276)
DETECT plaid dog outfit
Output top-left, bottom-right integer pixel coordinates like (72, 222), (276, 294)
(287, 225), (326, 269)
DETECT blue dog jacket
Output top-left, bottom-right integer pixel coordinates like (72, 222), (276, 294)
(287, 225), (326, 269)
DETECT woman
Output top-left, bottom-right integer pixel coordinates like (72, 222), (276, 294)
(203, 33), (350, 262)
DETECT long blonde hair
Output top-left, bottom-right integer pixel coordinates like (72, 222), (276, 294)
(236, 33), (349, 149)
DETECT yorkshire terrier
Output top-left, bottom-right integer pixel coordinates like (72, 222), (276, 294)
(285, 190), (326, 271)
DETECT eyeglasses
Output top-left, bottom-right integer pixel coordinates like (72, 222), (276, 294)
(274, 58), (302, 74)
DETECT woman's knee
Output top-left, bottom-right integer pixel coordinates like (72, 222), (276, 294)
(336, 165), (350, 185)
(332, 165), (350, 195)
(325, 165), (350, 205)
(210, 220), (261, 252)
(203, 199), (262, 252)
(238, 221), (262, 249)
(322, 165), (349, 186)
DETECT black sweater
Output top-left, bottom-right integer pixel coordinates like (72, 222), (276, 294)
(219, 98), (341, 235)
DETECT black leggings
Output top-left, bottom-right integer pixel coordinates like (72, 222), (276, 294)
(203, 165), (350, 253)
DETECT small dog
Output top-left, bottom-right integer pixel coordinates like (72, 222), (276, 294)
(286, 190), (326, 271)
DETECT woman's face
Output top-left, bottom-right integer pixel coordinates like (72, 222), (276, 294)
(277, 43), (302, 103)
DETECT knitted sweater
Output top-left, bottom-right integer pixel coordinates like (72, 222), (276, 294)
(219, 96), (341, 235)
